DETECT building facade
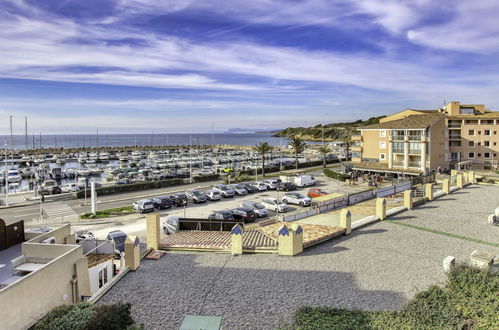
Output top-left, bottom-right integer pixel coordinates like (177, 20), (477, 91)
(350, 102), (499, 175)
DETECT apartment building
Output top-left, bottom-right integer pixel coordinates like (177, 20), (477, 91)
(350, 102), (499, 175)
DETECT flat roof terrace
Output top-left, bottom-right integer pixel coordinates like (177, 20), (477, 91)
(100, 184), (499, 329)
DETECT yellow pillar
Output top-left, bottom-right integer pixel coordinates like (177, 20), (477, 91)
(124, 235), (141, 271)
(339, 209), (352, 235)
(403, 189), (413, 210)
(376, 198), (386, 220)
(457, 174), (464, 188)
(469, 171), (475, 183)
(231, 224), (244, 256)
(442, 179), (450, 194)
(463, 172), (469, 182)
(146, 212), (161, 250)
(451, 169), (457, 176)
(278, 224), (303, 256)
(425, 183), (433, 201)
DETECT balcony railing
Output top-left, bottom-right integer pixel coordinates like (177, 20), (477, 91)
(392, 135), (405, 141)
(448, 122), (461, 128)
(448, 135), (461, 139)
(392, 161), (404, 167)
(409, 149), (421, 155)
(408, 161), (421, 168)
(392, 148), (404, 153)
(407, 135), (421, 141)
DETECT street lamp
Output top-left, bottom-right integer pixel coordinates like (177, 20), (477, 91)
(4, 141), (9, 206)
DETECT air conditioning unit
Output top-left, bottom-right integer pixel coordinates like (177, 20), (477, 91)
(41, 236), (56, 244)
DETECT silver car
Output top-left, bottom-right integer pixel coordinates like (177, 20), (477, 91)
(281, 192), (311, 207)
(261, 198), (289, 213)
(228, 184), (248, 196)
(240, 201), (268, 217)
(213, 184), (235, 198)
(205, 190), (222, 201)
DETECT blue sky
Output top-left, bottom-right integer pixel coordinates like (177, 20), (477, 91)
(1, 0), (499, 134)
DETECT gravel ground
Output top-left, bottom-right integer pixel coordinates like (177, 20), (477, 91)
(389, 184), (499, 244)
(99, 215), (499, 329)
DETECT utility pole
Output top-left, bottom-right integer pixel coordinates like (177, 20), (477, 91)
(189, 135), (192, 183)
(4, 140), (9, 206)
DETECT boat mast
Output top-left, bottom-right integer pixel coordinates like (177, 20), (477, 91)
(25, 116), (28, 150)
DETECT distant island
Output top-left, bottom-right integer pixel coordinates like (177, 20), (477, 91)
(224, 128), (281, 134)
(273, 116), (385, 141)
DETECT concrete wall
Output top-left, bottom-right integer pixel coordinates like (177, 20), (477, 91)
(0, 245), (84, 330)
(360, 129), (389, 162)
(429, 117), (448, 170)
(88, 259), (113, 295)
(25, 224), (71, 245)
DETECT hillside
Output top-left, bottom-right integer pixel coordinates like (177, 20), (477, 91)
(274, 116), (385, 141)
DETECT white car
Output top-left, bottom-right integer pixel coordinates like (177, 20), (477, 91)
(132, 199), (155, 213)
(240, 201), (268, 217)
(61, 183), (79, 193)
(251, 182), (268, 191)
(261, 198), (289, 213)
(281, 192), (311, 207)
(205, 190), (222, 201)
(263, 179), (279, 190)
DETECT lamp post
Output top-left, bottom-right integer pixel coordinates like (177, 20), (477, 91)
(4, 141), (8, 206)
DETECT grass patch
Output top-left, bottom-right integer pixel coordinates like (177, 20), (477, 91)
(289, 264), (498, 329)
(323, 168), (350, 181)
(80, 206), (135, 219)
(387, 220), (499, 248)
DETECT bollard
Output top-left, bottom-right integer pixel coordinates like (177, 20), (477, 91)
(231, 224), (244, 256)
(278, 224), (303, 256)
(425, 183), (433, 201)
(146, 212), (161, 250)
(463, 172), (469, 183)
(457, 174), (464, 188)
(451, 169), (457, 176)
(469, 171), (475, 183)
(442, 179), (450, 194)
(403, 189), (413, 210)
(443, 256), (455, 272)
(124, 235), (141, 271)
(376, 198), (386, 220)
(339, 209), (352, 235)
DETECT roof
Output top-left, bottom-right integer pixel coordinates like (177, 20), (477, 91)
(86, 253), (114, 268)
(448, 112), (499, 119)
(361, 113), (444, 130)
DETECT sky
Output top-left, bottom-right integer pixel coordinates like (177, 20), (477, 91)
(1, 0), (499, 134)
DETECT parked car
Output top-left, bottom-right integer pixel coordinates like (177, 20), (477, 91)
(230, 207), (257, 223)
(107, 230), (127, 257)
(307, 188), (329, 198)
(116, 178), (132, 185)
(61, 183), (79, 193)
(240, 182), (258, 193)
(75, 230), (95, 244)
(213, 184), (235, 198)
(276, 182), (296, 191)
(240, 201), (269, 217)
(205, 190), (222, 201)
(185, 190), (207, 203)
(151, 196), (173, 209)
(251, 182), (268, 191)
(281, 192), (311, 206)
(208, 210), (235, 221)
(261, 198), (289, 213)
(39, 185), (62, 195)
(228, 184), (248, 196)
(169, 193), (188, 206)
(263, 179), (280, 190)
(132, 199), (155, 213)
(293, 175), (316, 187)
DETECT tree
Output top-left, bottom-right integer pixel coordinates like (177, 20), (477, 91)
(318, 145), (331, 168)
(288, 136), (307, 169)
(340, 128), (356, 161)
(252, 142), (273, 177)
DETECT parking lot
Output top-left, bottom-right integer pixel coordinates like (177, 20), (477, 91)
(73, 174), (375, 241)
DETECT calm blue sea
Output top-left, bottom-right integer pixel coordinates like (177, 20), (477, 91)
(0, 133), (287, 150)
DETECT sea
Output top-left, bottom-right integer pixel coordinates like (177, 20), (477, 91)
(0, 133), (292, 150)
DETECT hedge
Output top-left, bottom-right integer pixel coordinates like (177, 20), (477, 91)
(323, 168), (350, 181)
(193, 174), (220, 182)
(76, 178), (185, 198)
(290, 264), (499, 329)
(33, 302), (137, 330)
(80, 206), (135, 219)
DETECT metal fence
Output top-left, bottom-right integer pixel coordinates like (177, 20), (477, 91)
(411, 173), (435, 185)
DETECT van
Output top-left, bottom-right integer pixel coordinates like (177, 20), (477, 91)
(293, 175), (316, 187)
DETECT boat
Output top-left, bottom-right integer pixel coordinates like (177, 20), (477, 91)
(87, 167), (102, 176)
(0, 172), (4, 185)
(7, 169), (22, 183)
(36, 168), (50, 181)
(99, 152), (110, 162)
(50, 167), (63, 180)
(76, 168), (90, 177)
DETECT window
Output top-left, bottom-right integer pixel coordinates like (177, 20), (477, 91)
(468, 141), (475, 147)
(468, 152), (475, 158)
(468, 130), (475, 136)
(484, 141), (490, 147)
(484, 130), (491, 136)
(484, 152), (491, 158)
(459, 107), (474, 114)
(379, 141), (386, 149)
(478, 153), (481, 157)
(494, 142), (497, 146)
(380, 130), (386, 137)
(380, 153), (386, 160)
(98, 267), (108, 289)
(478, 130), (482, 135)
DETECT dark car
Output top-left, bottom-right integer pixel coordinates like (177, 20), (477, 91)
(151, 196), (173, 209)
(39, 186), (62, 195)
(240, 182), (258, 193)
(169, 193), (188, 206)
(230, 207), (257, 223)
(185, 190), (207, 203)
(116, 178), (132, 185)
(106, 230), (127, 257)
(276, 182), (296, 191)
(208, 210), (235, 221)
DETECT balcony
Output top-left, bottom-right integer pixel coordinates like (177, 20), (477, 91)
(408, 161), (421, 168)
(448, 135), (461, 140)
(392, 160), (404, 167)
(407, 135), (421, 141)
(392, 135), (405, 141)
(409, 149), (421, 155)
(392, 148), (404, 154)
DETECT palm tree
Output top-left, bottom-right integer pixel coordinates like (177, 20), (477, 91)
(252, 142), (273, 177)
(318, 145), (331, 168)
(341, 128), (354, 161)
(289, 136), (307, 169)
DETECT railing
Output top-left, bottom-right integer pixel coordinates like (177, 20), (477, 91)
(408, 161), (421, 168)
(392, 148), (404, 154)
(393, 161), (404, 167)
(407, 135), (421, 141)
(448, 123), (461, 128)
(448, 135), (461, 139)
(392, 135), (405, 141)
(408, 149), (421, 155)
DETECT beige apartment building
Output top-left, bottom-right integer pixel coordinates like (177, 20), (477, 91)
(350, 102), (499, 175)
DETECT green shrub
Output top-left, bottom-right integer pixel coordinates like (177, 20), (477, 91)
(33, 304), (74, 330)
(324, 168), (350, 181)
(34, 302), (96, 330)
(193, 174), (220, 182)
(76, 178), (185, 198)
(85, 303), (135, 330)
(81, 205), (135, 219)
